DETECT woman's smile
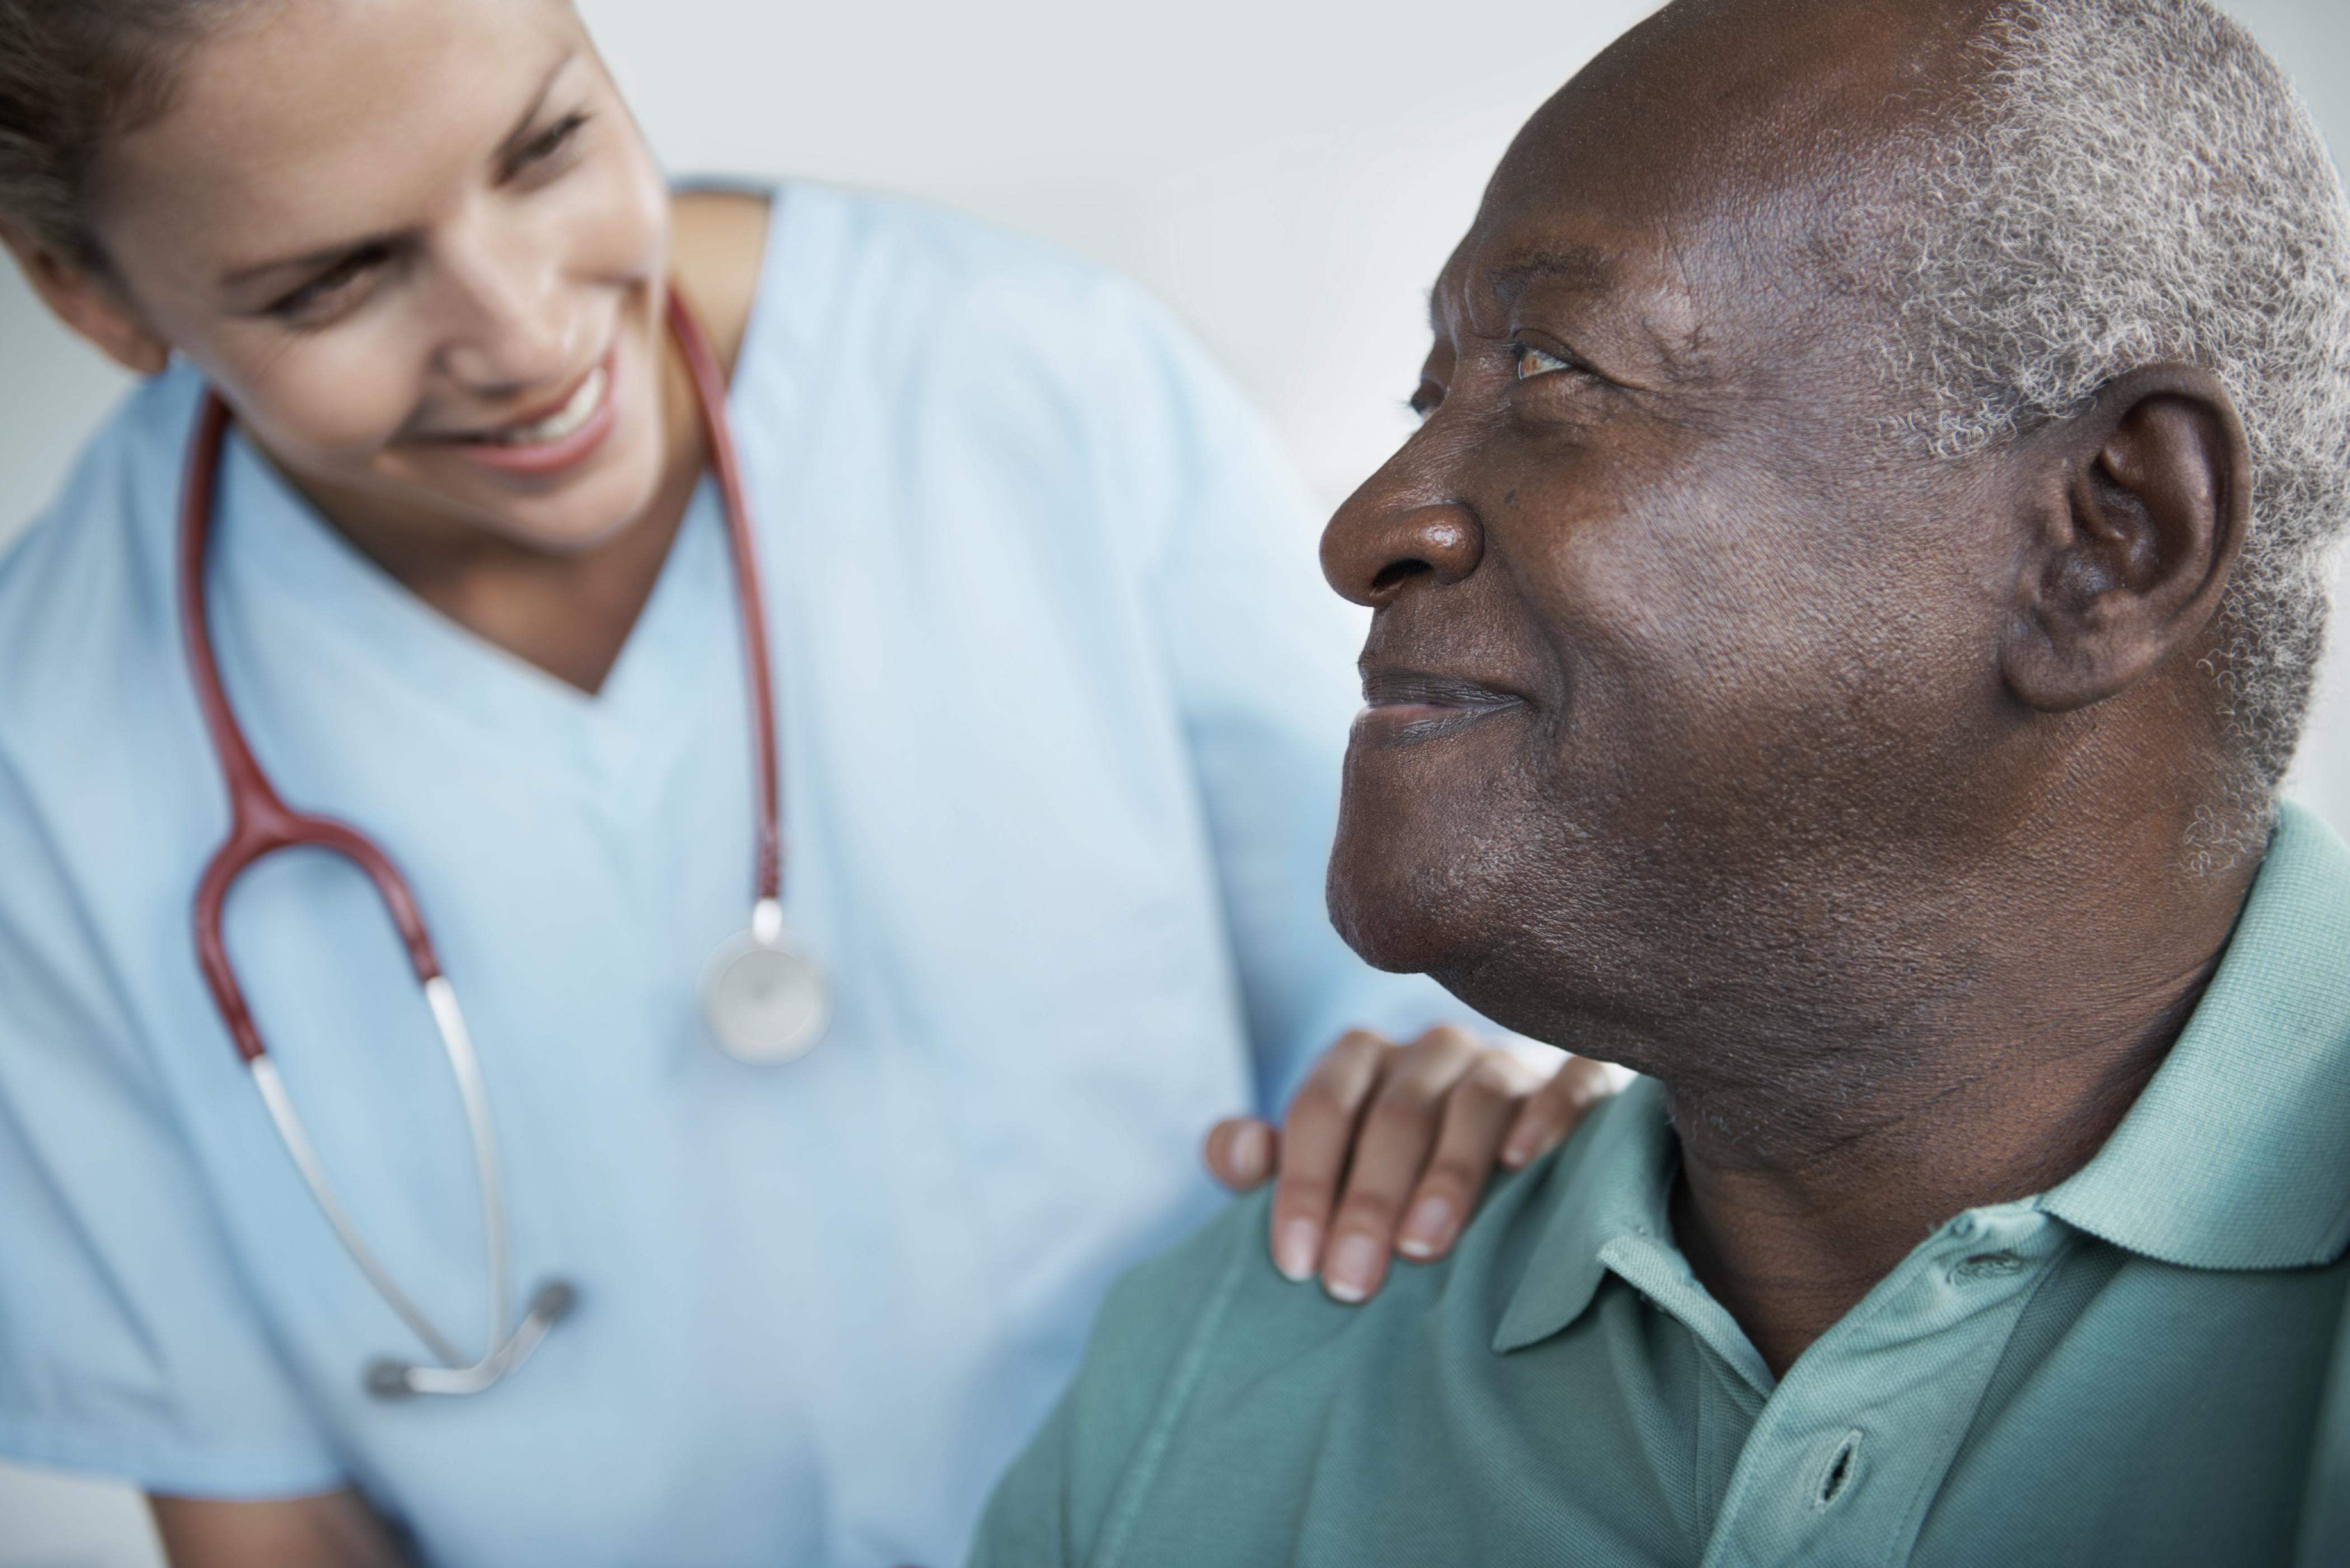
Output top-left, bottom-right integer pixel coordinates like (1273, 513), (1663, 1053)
(422, 344), (622, 478)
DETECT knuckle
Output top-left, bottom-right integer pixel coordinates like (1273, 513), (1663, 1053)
(1276, 1174), (1336, 1214)
(1542, 1065), (1608, 1111)
(1288, 1080), (1352, 1126)
(1365, 1090), (1437, 1138)
(1416, 1023), (1482, 1056)
(1461, 1055), (1525, 1101)
(1337, 1188), (1404, 1230)
(1417, 1160), (1481, 1201)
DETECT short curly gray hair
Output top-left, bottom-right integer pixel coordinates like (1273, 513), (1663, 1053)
(1878, 0), (2350, 837)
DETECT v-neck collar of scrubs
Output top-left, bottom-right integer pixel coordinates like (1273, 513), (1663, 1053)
(1493, 801), (2350, 1379)
(213, 433), (729, 788)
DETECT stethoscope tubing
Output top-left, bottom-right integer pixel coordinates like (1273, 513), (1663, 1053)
(176, 288), (780, 1396)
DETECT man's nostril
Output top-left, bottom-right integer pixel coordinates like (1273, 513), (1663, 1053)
(1371, 559), (1433, 595)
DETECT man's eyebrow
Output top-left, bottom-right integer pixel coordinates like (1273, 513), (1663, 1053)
(1426, 245), (1621, 339)
(217, 51), (579, 293)
(1488, 246), (1617, 303)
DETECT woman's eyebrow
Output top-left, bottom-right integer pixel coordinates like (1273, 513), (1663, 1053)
(489, 49), (583, 167)
(219, 231), (402, 294)
(215, 51), (581, 294)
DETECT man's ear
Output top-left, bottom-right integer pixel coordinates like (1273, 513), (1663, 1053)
(2, 226), (171, 377)
(1999, 364), (2250, 714)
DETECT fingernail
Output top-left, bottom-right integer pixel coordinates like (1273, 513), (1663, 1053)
(1500, 1140), (1532, 1168)
(1323, 1232), (1382, 1303)
(1275, 1218), (1321, 1283)
(1397, 1195), (1454, 1259)
(1229, 1121), (1272, 1183)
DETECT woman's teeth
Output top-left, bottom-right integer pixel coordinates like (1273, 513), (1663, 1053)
(486, 366), (607, 446)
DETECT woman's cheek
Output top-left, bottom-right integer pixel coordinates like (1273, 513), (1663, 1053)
(226, 327), (430, 466)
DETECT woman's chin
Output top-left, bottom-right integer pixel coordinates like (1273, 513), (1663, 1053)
(401, 433), (667, 555)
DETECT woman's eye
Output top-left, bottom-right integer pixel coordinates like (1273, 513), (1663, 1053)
(514, 114), (589, 174)
(270, 251), (385, 324)
(1513, 341), (1576, 382)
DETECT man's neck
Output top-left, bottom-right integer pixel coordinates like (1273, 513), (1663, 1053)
(1662, 862), (2250, 1379)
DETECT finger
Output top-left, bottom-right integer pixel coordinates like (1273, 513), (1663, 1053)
(1393, 1053), (1532, 1263)
(1202, 1116), (1277, 1191)
(1317, 1026), (1486, 1303)
(1500, 1053), (1617, 1168)
(1268, 1031), (1394, 1285)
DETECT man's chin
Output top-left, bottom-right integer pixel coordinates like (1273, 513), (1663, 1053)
(1325, 851), (1479, 977)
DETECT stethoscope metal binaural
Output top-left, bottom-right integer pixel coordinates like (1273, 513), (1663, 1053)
(177, 289), (826, 1400)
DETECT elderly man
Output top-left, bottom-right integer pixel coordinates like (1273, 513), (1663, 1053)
(969, 0), (2350, 1562)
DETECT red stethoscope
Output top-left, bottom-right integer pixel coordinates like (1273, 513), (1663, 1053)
(178, 289), (826, 1399)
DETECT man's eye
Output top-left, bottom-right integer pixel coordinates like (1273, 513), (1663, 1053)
(1514, 342), (1576, 382)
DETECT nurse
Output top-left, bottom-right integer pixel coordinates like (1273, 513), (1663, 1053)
(0, 1), (1609, 1564)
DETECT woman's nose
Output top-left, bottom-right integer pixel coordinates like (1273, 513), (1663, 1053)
(1321, 471), (1486, 609)
(436, 236), (579, 392)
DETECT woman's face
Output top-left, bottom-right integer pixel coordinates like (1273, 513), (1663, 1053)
(86, 0), (673, 553)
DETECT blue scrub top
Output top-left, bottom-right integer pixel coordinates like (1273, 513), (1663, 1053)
(0, 183), (1458, 1567)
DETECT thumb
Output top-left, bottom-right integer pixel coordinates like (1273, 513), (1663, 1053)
(1203, 1116), (1278, 1191)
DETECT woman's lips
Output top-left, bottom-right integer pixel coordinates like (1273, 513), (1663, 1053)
(1352, 670), (1527, 746)
(427, 350), (620, 478)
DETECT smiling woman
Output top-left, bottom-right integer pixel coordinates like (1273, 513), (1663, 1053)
(0, 2), (1614, 1565)
(13, 0), (711, 692)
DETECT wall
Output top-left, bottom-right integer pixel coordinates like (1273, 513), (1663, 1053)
(2, 1), (2345, 1559)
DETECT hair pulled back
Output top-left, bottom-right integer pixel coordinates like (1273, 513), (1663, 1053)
(0, 0), (238, 268)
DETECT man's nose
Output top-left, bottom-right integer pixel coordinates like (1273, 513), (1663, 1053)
(1321, 462), (1485, 609)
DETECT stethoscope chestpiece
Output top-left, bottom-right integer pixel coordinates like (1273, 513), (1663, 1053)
(702, 898), (831, 1064)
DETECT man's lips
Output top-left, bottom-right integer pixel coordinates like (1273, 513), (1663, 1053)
(1353, 668), (1527, 745)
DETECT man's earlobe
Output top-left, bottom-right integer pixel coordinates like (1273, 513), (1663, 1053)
(2000, 364), (2250, 714)
(1, 227), (171, 377)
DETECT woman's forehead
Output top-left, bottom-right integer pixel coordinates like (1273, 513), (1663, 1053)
(96, 0), (588, 270)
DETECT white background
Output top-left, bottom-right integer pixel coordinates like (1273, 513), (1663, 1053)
(4, 1), (2347, 1560)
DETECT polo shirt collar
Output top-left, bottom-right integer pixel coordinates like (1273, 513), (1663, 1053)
(1493, 1076), (1678, 1354)
(2043, 801), (2350, 1271)
(1494, 801), (2350, 1358)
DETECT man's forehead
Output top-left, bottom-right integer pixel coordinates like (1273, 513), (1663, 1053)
(1430, 0), (1997, 338)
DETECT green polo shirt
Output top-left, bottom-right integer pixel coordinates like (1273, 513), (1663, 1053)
(973, 803), (2350, 1568)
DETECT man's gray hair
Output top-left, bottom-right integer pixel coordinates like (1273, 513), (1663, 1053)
(1882, 0), (2350, 845)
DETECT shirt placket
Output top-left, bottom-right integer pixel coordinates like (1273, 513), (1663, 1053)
(1692, 1205), (2071, 1568)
